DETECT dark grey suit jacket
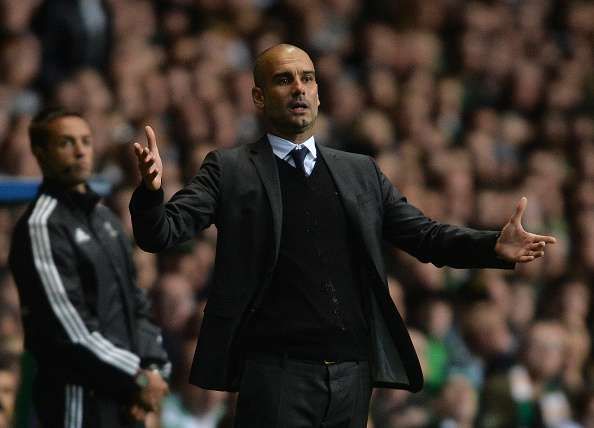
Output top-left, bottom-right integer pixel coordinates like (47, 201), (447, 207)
(130, 136), (513, 392)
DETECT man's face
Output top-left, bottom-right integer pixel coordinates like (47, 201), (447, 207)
(253, 47), (320, 137)
(35, 116), (94, 188)
(523, 324), (565, 381)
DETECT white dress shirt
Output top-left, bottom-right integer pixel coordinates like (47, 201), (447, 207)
(267, 133), (317, 176)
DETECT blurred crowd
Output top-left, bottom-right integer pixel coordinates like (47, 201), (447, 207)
(0, 0), (594, 427)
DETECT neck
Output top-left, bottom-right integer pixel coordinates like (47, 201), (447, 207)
(45, 177), (87, 194)
(267, 125), (314, 145)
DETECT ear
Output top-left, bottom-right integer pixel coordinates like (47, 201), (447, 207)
(252, 86), (265, 110)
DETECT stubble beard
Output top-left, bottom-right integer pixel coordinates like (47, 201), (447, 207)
(284, 109), (317, 133)
(265, 103), (317, 138)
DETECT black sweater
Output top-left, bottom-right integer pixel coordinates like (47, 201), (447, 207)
(243, 157), (370, 361)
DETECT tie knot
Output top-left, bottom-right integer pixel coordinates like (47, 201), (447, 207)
(290, 147), (308, 175)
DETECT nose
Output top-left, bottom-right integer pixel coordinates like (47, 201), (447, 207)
(291, 77), (305, 95)
(74, 140), (88, 157)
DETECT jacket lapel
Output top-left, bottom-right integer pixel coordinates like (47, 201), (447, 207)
(249, 137), (282, 262)
(317, 145), (360, 225)
(319, 145), (385, 280)
(248, 140), (382, 278)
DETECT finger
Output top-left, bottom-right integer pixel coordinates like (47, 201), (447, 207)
(145, 125), (158, 154)
(139, 156), (155, 172)
(140, 153), (156, 169)
(531, 234), (556, 244)
(150, 398), (161, 412)
(137, 147), (148, 164)
(519, 255), (535, 263)
(133, 142), (144, 156)
(511, 196), (527, 226)
(133, 412), (146, 422)
(129, 406), (146, 422)
(526, 250), (545, 258)
(141, 147), (152, 161)
(134, 145), (148, 162)
(528, 242), (546, 251)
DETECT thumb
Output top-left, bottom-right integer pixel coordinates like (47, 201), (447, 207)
(511, 196), (527, 226)
(145, 125), (158, 154)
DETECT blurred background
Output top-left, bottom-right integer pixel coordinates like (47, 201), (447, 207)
(0, 0), (593, 427)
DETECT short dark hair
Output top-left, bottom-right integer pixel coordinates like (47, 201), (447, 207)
(28, 107), (84, 148)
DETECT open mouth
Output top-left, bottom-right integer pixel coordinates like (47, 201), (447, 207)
(289, 101), (309, 113)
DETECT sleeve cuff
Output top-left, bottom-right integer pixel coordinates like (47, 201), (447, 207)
(484, 231), (515, 270)
(130, 184), (164, 213)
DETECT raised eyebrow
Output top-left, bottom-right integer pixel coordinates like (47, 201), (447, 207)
(58, 134), (92, 141)
(272, 72), (293, 80)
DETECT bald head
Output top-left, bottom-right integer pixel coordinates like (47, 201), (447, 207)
(253, 44), (312, 88)
(251, 43), (320, 143)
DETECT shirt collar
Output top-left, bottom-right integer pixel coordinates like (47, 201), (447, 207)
(267, 133), (317, 160)
(40, 179), (100, 213)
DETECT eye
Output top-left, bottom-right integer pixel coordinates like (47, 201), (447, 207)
(303, 74), (315, 83)
(278, 77), (290, 85)
(58, 138), (74, 148)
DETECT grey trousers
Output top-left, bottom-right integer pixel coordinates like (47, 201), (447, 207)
(235, 355), (372, 428)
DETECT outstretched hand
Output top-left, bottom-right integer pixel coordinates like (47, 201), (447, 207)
(133, 126), (163, 191)
(495, 197), (556, 263)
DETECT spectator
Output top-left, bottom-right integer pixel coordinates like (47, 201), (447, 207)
(32, 0), (112, 92)
(479, 321), (575, 428)
(431, 375), (478, 428)
(461, 300), (516, 383)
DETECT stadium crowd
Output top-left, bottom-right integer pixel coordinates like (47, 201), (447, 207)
(0, 0), (594, 426)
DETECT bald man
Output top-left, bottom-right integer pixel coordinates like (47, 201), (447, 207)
(130, 44), (555, 427)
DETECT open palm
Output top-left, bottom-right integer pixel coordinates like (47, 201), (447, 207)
(495, 197), (556, 263)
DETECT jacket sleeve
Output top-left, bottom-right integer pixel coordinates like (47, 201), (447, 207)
(13, 212), (142, 399)
(374, 160), (514, 269)
(112, 215), (171, 378)
(129, 150), (221, 253)
(131, 284), (171, 379)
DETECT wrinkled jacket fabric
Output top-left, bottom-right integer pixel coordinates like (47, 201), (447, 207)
(130, 137), (512, 392)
